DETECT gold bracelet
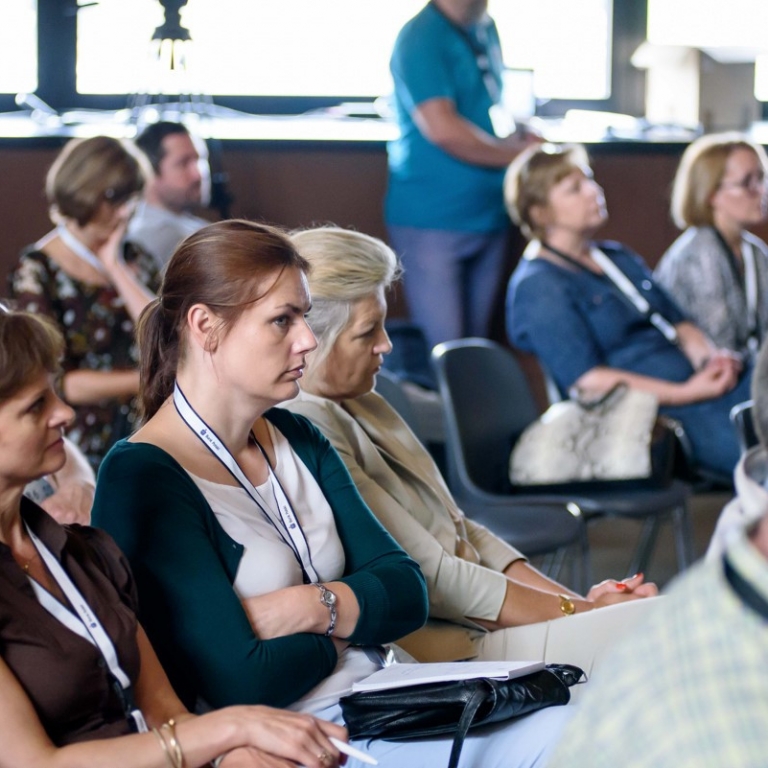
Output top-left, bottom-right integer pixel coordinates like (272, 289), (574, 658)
(161, 719), (186, 768)
(152, 727), (175, 768)
(558, 593), (576, 616)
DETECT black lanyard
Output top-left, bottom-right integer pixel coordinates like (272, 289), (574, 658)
(723, 553), (768, 622)
(712, 227), (761, 350)
(428, 1), (501, 102)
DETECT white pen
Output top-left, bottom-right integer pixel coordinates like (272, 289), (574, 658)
(329, 736), (379, 765)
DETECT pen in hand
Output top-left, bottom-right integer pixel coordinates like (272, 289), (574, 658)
(329, 736), (378, 765)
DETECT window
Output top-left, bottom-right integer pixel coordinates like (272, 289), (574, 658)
(75, 0), (612, 104)
(0, 0), (37, 95)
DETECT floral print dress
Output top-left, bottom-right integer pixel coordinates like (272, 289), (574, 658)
(8, 244), (159, 469)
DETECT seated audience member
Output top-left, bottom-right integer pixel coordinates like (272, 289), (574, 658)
(25, 436), (95, 525)
(92, 219), (572, 768)
(284, 225), (658, 674)
(8, 135), (159, 470)
(0, 306), (351, 768)
(129, 121), (211, 269)
(505, 142), (752, 477)
(546, 339), (768, 768)
(655, 132), (768, 363)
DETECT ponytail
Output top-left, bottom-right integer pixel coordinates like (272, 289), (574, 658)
(136, 299), (181, 420)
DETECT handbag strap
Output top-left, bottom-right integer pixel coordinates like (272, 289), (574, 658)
(447, 684), (489, 768)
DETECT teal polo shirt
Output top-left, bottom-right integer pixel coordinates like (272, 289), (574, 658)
(385, 3), (508, 233)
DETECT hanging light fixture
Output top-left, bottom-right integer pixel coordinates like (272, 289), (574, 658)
(129, 0), (233, 218)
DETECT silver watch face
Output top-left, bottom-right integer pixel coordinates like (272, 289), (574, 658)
(322, 589), (337, 607)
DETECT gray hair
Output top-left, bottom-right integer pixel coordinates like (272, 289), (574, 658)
(289, 226), (401, 368)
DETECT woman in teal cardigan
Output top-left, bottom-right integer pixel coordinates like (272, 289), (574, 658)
(92, 220), (573, 768)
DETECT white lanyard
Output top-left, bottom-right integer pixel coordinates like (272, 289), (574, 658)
(742, 240), (760, 357)
(25, 523), (148, 733)
(56, 224), (108, 275)
(172, 382), (320, 583)
(588, 247), (680, 345)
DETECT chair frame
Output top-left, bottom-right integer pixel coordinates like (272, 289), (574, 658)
(431, 338), (693, 580)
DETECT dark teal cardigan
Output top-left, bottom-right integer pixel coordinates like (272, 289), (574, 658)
(92, 407), (428, 709)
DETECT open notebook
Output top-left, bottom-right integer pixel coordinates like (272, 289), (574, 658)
(352, 660), (545, 693)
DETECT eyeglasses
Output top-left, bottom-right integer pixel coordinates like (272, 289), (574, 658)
(719, 171), (767, 194)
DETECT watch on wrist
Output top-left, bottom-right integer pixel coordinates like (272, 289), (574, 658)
(558, 593), (576, 617)
(313, 583), (338, 636)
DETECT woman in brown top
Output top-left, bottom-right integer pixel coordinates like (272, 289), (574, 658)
(0, 307), (348, 767)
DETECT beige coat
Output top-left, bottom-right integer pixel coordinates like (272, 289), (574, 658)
(283, 388), (525, 661)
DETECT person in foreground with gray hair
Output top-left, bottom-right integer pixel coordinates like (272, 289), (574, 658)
(284, 225), (658, 677)
(545, 340), (768, 768)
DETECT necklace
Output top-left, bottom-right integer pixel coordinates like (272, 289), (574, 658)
(17, 549), (38, 573)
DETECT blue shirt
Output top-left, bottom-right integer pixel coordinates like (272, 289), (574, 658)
(506, 242), (691, 394)
(385, 3), (508, 233)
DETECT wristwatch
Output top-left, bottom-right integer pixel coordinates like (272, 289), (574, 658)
(313, 583), (338, 636)
(558, 594), (576, 617)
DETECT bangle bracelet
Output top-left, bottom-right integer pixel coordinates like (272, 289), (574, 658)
(152, 727), (175, 768)
(161, 719), (186, 768)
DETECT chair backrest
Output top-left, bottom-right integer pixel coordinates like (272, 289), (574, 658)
(730, 399), (759, 455)
(383, 319), (437, 391)
(431, 338), (539, 495)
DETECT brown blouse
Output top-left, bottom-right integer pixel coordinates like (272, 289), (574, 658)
(0, 498), (141, 746)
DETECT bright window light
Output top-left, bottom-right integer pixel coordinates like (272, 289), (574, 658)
(0, 0), (37, 95)
(77, 0), (612, 103)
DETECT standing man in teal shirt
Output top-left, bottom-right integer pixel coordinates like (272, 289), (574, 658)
(386, 0), (537, 349)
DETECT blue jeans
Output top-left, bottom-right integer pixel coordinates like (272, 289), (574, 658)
(661, 369), (753, 477)
(388, 226), (508, 350)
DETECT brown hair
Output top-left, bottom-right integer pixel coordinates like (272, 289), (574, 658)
(0, 306), (64, 402)
(46, 135), (148, 226)
(137, 219), (310, 420)
(671, 132), (768, 229)
(504, 143), (591, 240)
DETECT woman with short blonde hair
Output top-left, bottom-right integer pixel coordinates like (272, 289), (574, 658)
(285, 225), (659, 677)
(505, 142), (753, 478)
(9, 135), (159, 469)
(655, 132), (768, 359)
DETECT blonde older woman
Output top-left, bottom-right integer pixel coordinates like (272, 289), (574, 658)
(655, 133), (768, 362)
(505, 143), (753, 478)
(284, 225), (658, 676)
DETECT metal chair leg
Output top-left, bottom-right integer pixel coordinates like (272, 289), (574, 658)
(628, 516), (661, 578)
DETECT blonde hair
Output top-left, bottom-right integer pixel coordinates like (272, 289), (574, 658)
(504, 143), (590, 240)
(46, 135), (148, 226)
(671, 132), (768, 229)
(289, 226), (401, 367)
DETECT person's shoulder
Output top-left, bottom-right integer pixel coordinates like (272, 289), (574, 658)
(395, 3), (449, 48)
(98, 438), (189, 481)
(265, 406), (327, 444)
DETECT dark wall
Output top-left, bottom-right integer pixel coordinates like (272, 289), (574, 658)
(4, 139), (768, 332)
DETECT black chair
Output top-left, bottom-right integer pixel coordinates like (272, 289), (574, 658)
(380, 350), (589, 590)
(730, 399), (759, 455)
(431, 338), (693, 578)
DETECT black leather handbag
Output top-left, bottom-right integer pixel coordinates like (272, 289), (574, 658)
(339, 664), (584, 768)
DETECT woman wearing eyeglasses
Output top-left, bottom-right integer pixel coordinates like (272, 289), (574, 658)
(655, 133), (768, 364)
(8, 136), (159, 469)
